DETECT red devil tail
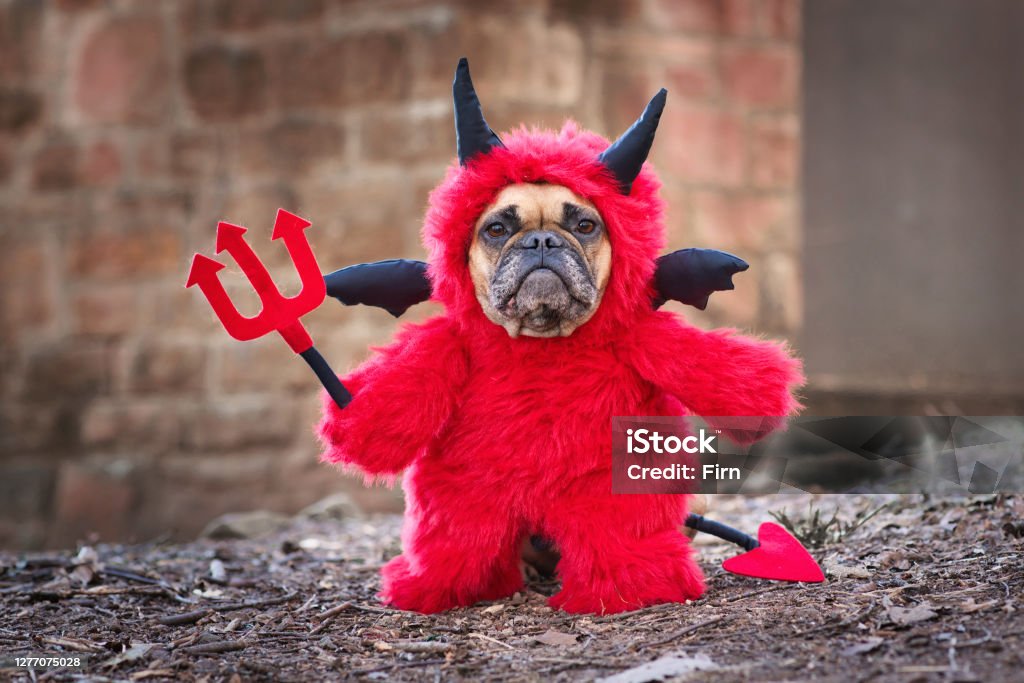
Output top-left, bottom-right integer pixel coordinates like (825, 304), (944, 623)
(685, 514), (825, 583)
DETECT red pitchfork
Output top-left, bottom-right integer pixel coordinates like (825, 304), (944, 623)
(186, 209), (825, 585)
(185, 209), (351, 408)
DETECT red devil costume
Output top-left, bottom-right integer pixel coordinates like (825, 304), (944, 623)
(317, 60), (803, 615)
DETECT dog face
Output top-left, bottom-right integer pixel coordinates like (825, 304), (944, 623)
(468, 183), (612, 338)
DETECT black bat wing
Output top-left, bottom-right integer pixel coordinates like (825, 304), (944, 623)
(324, 259), (431, 318)
(652, 248), (749, 310)
(323, 249), (747, 317)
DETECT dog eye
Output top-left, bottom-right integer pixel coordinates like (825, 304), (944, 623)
(576, 219), (597, 235)
(484, 223), (508, 239)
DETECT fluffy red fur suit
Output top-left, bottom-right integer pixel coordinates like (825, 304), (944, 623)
(318, 123), (803, 615)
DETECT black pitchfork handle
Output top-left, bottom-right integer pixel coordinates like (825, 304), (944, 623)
(299, 346), (352, 409)
(685, 513), (759, 551)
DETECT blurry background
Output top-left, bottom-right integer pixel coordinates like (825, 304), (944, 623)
(0, 0), (1020, 550)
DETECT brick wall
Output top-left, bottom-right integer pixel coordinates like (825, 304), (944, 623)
(0, 0), (801, 550)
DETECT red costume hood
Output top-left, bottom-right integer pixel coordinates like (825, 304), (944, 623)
(423, 123), (667, 341)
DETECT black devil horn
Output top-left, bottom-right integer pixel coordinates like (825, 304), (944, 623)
(454, 58), (504, 165)
(597, 88), (668, 194)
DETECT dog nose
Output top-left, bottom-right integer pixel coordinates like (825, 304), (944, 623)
(517, 231), (565, 250)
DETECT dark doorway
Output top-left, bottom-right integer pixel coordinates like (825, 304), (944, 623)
(802, 0), (1024, 407)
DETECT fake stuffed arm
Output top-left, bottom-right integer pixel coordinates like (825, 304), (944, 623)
(630, 312), (804, 441)
(318, 318), (468, 477)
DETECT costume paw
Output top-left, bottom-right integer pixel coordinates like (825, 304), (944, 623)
(549, 536), (705, 615)
(379, 554), (523, 614)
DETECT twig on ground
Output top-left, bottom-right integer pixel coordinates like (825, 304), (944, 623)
(351, 658), (448, 676)
(180, 640), (248, 655)
(208, 592), (300, 612)
(469, 632), (516, 650)
(156, 608), (212, 626)
(715, 584), (793, 605)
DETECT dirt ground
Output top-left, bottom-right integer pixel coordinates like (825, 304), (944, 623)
(1, 494), (1021, 682)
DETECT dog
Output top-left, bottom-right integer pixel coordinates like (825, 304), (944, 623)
(318, 59), (802, 614)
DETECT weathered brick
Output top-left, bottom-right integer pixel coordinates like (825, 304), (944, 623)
(217, 338), (316, 393)
(268, 32), (410, 109)
(0, 519), (47, 550)
(762, 0), (801, 41)
(759, 251), (801, 332)
(0, 0), (43, 81)
(171, 130), (226, 177)
(130, 340), (206, 394)
(602, 66), (659, 141)
(79, 400), (178, 451)
(0, 462), (55, 521)
(23, 343), (113, 401)
(551, 0), (646, 24)
(182, 400), (297, 453)
(0, 86), (42, 131)
(137, 130), (226, 180)
(184, 45), (267, 121)
(71, 285), (136, 337)
(140, 279), (226, 335)
(237, 118), (345, 175)
(55, 0), (104, 10)
(79, 139), (122, 187)
(649, 0), (757, 36)
(656, 106), (745, 186)
(692, 191), (794, 252)
(406, 16), (463, 100)
(658, 181), (694, 248)
(722, 46), (797, 109)
(664, 62), (717, 103)
(0, 137), (11, 183)
(0, 240), (54, 339)
(51, 459), (137, 545)
(179, 0), (324, 34)
(362, 109), (456, 164)
(748, 116), (799, 189)
(0, 404), (79, 454)
(297, 179), (416, 265)
(490, 102), (582, 137)
(73, 15), (169, 124)
(32, 140), (79, 190)
(145, 454), (277, 539)
(458, 18), (583, 107)
(66, 230), (182, 280)
(709, 262), (759, 327)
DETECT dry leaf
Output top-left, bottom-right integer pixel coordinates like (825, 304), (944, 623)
(534, 629), (578, 647)
(961, 598), (1000, 614)
(597, 654), (718, 683)
(69, 546), (101, 586)
(103, 643), (153, 670)
(840, 637), (884, 656)
(131, 670), (177, 681)
(887, 603), (938, 626)
(824, 560), (872, 579)
(209, 559), (228, 583)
